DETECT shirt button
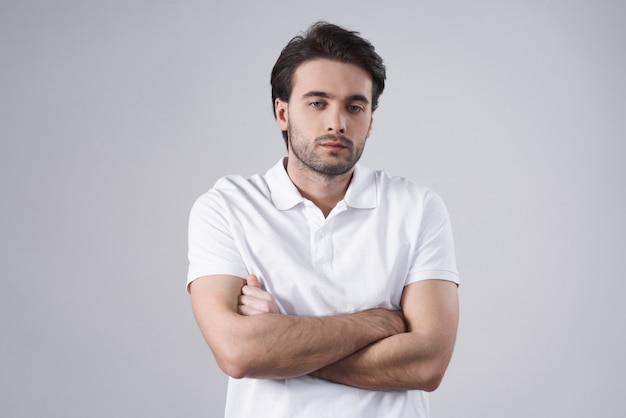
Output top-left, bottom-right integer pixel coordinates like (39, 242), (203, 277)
(319, 231), (325, 237)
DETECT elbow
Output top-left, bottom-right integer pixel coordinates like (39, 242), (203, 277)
(217, 358), (247, 380)
(213, 344), (264, 379)
(409, 342), (455, 392)
(420, 370), (445, 392)
(406, 361), (448, 392)
(213, 344), (256, 379)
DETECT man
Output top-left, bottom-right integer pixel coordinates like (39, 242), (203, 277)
(188, 22), (459, 417)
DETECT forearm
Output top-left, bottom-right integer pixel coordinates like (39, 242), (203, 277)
(310, 330), (451, 391)
(202, 307), (405, 380)
(311, 280), (459, 392)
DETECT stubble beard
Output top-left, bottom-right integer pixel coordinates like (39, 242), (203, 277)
(288, 124), (365, 177)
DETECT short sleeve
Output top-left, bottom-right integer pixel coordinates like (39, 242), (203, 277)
(405, 190), (459, 286)
(186, 189), (249, 292)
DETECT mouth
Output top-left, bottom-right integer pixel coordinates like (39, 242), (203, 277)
(320, 142), (348, 151)
(317, 135), (352, 152)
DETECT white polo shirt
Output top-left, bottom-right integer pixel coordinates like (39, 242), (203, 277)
(187, 158), (459, 417)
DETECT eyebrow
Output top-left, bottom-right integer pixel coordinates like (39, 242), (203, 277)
(301, 91), (370, 104)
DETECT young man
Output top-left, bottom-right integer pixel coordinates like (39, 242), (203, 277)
(188, 22), (459, 417)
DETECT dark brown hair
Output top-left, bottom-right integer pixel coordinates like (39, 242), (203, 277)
(270, 22), (386, 146)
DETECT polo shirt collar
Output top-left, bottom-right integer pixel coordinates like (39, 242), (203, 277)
(344, 163), (377, 209)
(266, 158), (377, 210)
(266, 158), (304, 210)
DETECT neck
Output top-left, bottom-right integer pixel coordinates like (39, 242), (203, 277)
(285, 157), (353, 217)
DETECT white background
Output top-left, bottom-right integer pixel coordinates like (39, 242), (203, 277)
(1, 1), (625, 417)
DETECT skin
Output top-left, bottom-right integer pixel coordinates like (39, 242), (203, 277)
(275, 59), (374, 217)
(241, 275), (458, 391)
(191, 274), (405, 379)
(190, 58), (459, 391)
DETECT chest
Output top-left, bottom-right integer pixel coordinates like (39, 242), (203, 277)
(228, 201), (415, 315)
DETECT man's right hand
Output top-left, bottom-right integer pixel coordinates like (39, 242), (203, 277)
(237, 274), (281, 316)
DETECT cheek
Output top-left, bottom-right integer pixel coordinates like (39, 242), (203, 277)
(355, 119), (372, 138)
(290, 114), (318, 135)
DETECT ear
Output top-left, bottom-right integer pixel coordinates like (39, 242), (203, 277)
(275, 99), (289, 131)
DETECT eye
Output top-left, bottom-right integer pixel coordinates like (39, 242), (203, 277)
(309, 101), (326, 109)
(347, 104), (364, 113)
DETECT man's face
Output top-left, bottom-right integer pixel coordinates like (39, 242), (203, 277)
(275, 59), (374, 177)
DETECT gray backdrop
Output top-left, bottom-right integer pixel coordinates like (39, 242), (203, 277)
(1, 0), (624, 417)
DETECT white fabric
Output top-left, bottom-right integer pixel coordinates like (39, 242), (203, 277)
(187, 158), (458, 417)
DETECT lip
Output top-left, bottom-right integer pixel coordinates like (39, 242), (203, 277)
(320, 142), (348, 150)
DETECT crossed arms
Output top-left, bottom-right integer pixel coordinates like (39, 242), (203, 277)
(190, 273), (458, 392)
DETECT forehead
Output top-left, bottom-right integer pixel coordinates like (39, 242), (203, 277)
(291, 59), (373, 100)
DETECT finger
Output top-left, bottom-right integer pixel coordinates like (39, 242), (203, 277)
(241, 286), (279, 312)
(241, 285), (273, 301)
(237, 304), (265, 316)
(245, 274), (261, 288)
(239, 294), (275, 313)
(238, 303), (276, 316)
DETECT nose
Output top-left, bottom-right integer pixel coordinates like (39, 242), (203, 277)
(326, 108), (346, 134)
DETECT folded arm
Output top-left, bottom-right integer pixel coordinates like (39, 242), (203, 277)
(189, 274), (405, 380)
(238, 277), (459, 391)
(311, 279), (459, 391)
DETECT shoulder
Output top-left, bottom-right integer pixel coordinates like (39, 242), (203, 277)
(196, 172), (270, 203)
(373, 169), (442, 206)
(190, 172), (271, 219)
(364, 169), (451, 228)
(213, 172), (269, 195)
